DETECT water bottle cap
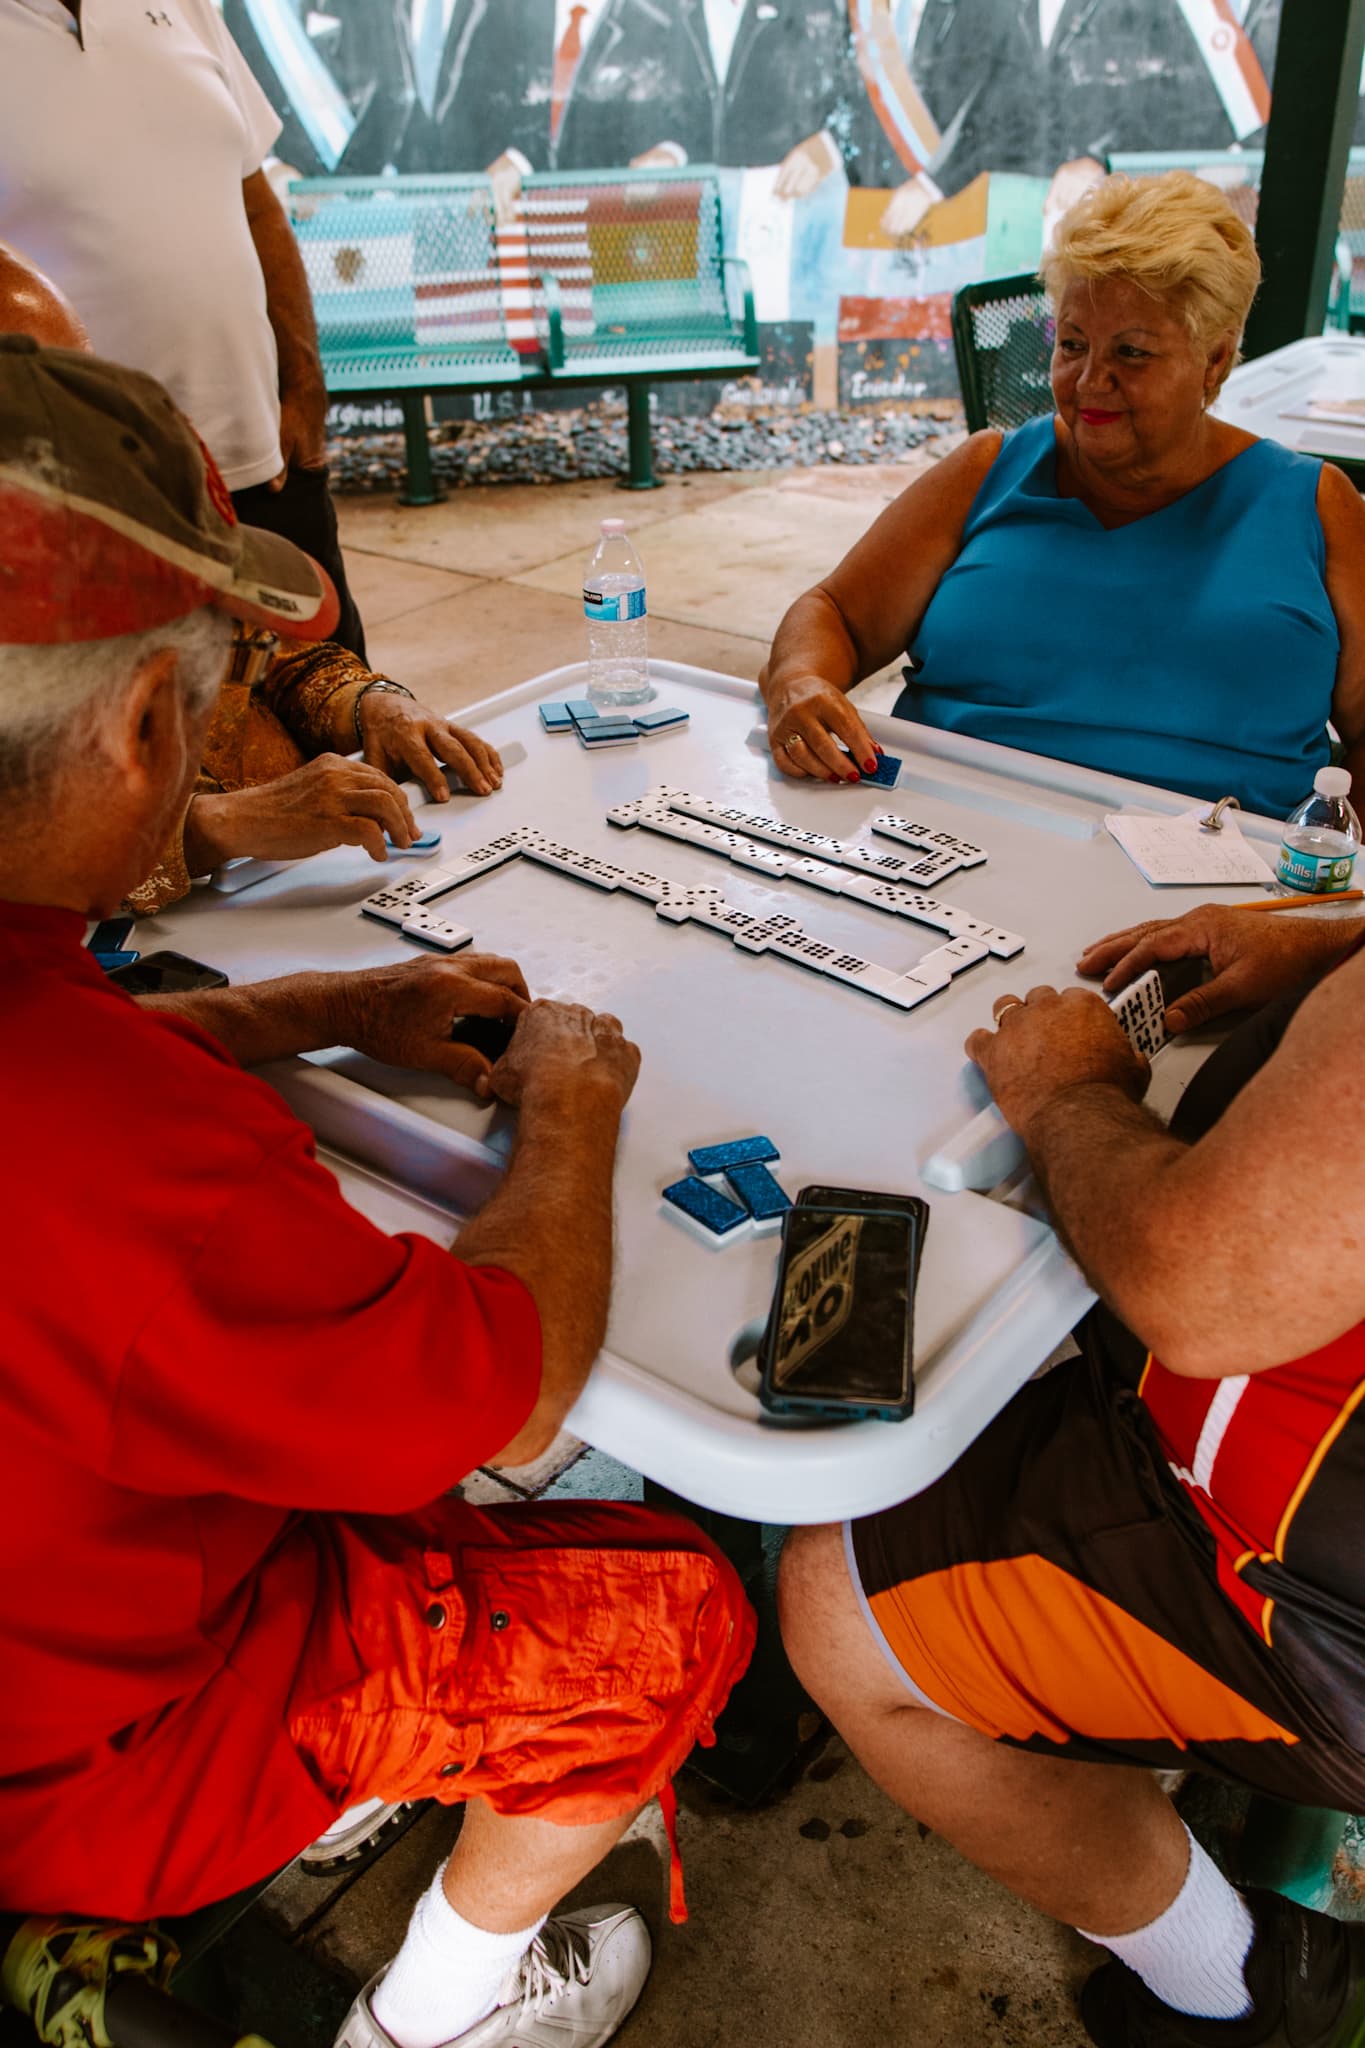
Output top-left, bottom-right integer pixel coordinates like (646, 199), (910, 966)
(600, 518), (627, 536)
(1314, 766), (1352, 798)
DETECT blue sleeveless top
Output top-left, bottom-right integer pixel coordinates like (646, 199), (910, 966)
(892, 415), (1339, 817)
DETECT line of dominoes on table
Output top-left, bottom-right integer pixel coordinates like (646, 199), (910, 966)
(355, 790), (1024, 1014)
(609, 788), (1022, 956)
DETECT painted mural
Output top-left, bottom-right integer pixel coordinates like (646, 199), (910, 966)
(226, 0), (1285, 409)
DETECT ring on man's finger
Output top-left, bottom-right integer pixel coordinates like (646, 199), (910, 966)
(785, 733), (803, 753)
(994, 999), (1024, 1021)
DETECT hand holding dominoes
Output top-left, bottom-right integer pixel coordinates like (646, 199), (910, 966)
(1077, 901), (1359, 1034)
(963, 985), (1151, 1150)
(484, 999), (641, 1112)
(335, 952), (531, 1092)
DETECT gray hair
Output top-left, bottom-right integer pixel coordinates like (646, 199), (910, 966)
(0, 608), (232, 799)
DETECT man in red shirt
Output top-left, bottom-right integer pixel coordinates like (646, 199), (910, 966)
(0, 338), (753, 2048)
(781, 903), (1365, 2047)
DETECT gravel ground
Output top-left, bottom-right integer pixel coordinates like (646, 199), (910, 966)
(329, 396), (963, 492)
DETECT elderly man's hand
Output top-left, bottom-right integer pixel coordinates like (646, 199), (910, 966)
(488, 1000), (641, 1113)
(186, 755), (418, 869)
(1077, 903), (1362, 1033)
(965, 986), (1149, 1144)
(358, 690), (504, 801)
(341, 954), (530, 1092)
(766, 672), (880, 784)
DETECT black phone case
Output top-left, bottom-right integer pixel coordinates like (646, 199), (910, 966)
(758, 1202), (924, 1424)
(107, 951), (230, 995)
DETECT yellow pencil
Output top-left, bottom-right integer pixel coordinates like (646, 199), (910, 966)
(1233, 889), (1364, 911)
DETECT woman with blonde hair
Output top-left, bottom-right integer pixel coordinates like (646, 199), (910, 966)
(761, 171), (1365, 817)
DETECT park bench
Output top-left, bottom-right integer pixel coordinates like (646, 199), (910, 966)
(291, 166), (760, 505)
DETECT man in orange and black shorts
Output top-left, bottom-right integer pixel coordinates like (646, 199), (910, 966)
(780, 902), (1365, 2048)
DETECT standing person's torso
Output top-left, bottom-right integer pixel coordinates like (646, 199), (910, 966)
(895, 414), (1340, 818)
(0, 0), (284, 487)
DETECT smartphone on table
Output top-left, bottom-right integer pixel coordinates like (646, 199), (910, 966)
(758, 1194), (925, 1424)
(107, 951), (230, 995)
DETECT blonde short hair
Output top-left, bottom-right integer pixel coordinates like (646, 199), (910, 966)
(1042, 171), (1261, 396)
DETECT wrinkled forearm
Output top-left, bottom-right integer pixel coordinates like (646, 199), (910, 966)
(456, 1078), (624, 1462)
(760, 587), (863, 705)
(139, 968), (352, 1065)
(246, 179), (324, 399)
(1022, 1082), (1224, 1369)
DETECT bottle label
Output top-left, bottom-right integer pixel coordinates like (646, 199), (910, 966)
(1276, 842), (1357, 894)
(583, 586), (646, 623)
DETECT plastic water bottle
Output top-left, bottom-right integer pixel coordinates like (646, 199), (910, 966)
(1276, 766), (1361, 894)
(584, 519), (653, 708)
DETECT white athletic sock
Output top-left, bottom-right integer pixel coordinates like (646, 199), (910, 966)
(1078, 1824), (1255, 2022)
(371, 1862), (545, 2048)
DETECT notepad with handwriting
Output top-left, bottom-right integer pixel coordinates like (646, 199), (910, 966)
(1105, 807), (1276, 887)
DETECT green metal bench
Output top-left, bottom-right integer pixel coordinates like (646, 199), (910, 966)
(292, 166), (760, 506)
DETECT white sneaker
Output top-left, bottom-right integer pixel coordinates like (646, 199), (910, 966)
(301, 1797), (414, 1872)
(335, 1905), (651, 2048)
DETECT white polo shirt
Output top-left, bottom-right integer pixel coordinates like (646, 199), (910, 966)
(0, 0), (285, 489)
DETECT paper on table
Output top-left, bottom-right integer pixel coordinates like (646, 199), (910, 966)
(1105, 806), (1277, 887)
(1280, 397), (1365, 426)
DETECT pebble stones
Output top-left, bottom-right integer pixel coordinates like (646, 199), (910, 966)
(328, 400), (956, 495)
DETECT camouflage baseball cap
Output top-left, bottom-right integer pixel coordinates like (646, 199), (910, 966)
(0, 335), (340, 644)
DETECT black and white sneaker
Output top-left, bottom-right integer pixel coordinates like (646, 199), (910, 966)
(301, 1798), (416, 1873)
(1081, 1888), (1365, 2046)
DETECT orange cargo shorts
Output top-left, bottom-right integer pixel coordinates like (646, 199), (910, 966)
(287, 1497), (755, 1908)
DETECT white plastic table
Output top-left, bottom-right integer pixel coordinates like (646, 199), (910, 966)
(1214, 334), (1365, 470)
(143, 661), (1279, 1525)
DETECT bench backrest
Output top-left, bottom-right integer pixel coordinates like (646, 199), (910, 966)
(519, 167), (731, 348)
(289, 174), (528, 371)
(292, 166), (738, 378)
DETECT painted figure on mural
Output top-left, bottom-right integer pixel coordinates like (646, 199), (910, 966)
(226, 0), (911, 192)
(855, 0), (1278, 235)
(225, 0), (1281, 225)
(546, 0), (901, 189)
